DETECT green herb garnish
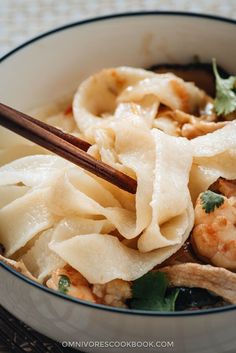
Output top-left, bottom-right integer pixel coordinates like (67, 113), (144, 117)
(200, 190), (224, 214)
(212, 58), (236, 116)
(130, 272), (179, 311)
(58, 275), (71, 294)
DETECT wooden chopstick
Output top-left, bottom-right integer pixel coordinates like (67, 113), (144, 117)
(0, 103), (137, 194)
(29, 116), (92, 151)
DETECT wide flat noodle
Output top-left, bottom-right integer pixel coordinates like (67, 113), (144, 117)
(0, 185), (29, 208)
(88, 109), (193, 248)
(138, 129), (193, 252)
(49, 200), (193, 284)
(0, 155), (70, 187)
(189, 122), (236, 202)
(73, 67), (155, 136)
(22, 217), (113, 282)
(45, 114), (155, 239)
(189, 165), (219, 204)
(73, 67), (206, 139)
(0, 67), (221, 285)
(191, 121), (236, 157)
(118, 73), (205, 114)
(51, 217), (114, 242)
(47, 167), (144, 239)
(110, 113), (155, 237)
(22, 229), (65, 282)
(0, 188), (57, 256)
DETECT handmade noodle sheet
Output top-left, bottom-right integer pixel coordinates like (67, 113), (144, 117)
(118, 73), (205, 114)
(0, 155), (69, 187)
(0, 185), (29, 208)
(22, 229), (65, 282)
(1, 66), (236, 285)
(189, 121), (236, 202)
(49, 201), (193, 284)
(48, 116), (194, 282)
(0, 188), (57, 257)
(73, 67), (206, 139)
(138, 129), (193, 252)
(191, 121), (236, 157)
(73, 67), (156, 136)
(21, 217), (113, 282)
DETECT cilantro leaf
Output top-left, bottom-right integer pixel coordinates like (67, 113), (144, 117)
(58, 275), (71, 294)
(163, 289), (180, 311)
(200, 190), (224, 214)
(212, 58), (236, 116)
(130, 272), (179, 311)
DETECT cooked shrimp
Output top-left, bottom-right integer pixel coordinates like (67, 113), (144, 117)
(46, 265), (96, 303)
(47, 265), (131, 307)
(191, 190), (236, 270)
(93, 279), (132, 308)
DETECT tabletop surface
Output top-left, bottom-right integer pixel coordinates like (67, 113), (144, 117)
(0, 0), (236, 352)
(0, 305), (79, 353)
(1, 0), (236, 57)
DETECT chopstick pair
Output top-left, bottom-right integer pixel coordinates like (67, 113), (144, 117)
(0, 103), (137, 194)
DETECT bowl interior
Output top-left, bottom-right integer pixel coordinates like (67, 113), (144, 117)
(0, 12), (236, 321)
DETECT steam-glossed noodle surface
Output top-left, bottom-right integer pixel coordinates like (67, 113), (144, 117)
(1, 67), (236, 309)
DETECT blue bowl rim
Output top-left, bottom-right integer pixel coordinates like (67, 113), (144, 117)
(1, 10), (236, 317)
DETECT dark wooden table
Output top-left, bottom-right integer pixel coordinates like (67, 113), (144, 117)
(0, 306), (81, 353)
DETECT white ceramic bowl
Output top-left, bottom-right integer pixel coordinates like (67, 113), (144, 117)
(0, 12), (236, 353)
